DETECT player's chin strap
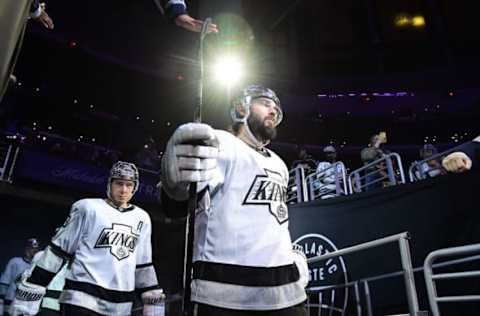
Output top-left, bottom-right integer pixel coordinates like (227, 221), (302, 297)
(236, 108), (269, 150)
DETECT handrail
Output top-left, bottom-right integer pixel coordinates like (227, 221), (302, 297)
(409, 147), (457, 181)
(348, 153), (405, 194)
(287, 166), (309, 203)
(306, 161), (348, 201)
(424, 243), (480, 316)
(307, 232), (420, 315)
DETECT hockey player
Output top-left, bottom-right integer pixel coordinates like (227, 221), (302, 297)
(160, 85), (309, 315)
(9, 161), (163, 316)
(0, 238), (39, 316)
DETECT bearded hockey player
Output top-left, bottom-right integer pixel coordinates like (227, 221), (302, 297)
(10, 162), (163, 316)
(160, 85), (309, 315)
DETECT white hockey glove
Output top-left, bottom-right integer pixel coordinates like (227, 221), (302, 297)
(442, 152), (472, 173)
(292, 244), (309, 288)
(161, 123), (219, 201)
(141, 289), (166, 316)
(9, 278), (46, 316)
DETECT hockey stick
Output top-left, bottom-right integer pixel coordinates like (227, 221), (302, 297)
(182, 17), (213, 316)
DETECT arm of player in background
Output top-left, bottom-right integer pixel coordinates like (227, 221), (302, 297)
(27, 202), (88, 287)
(0, 258), (17, 299)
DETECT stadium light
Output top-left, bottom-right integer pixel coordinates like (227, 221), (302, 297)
(213, 56), (244, 87)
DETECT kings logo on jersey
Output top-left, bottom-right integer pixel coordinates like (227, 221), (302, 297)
(243, 169), (288, 224)
(95, 223), (140, 260)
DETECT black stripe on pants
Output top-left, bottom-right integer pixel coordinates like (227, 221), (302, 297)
(60, 304), (100, 316)
(194, 302), (308, 316)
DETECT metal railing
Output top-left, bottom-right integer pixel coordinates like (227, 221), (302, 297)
(348, 153), (406, 194)
(0, 142), (12, 180)
(409, 148), (457, 182)
(0, 142), (19, 183)
(287, 166), (309, 204)
(306, 162), (348, 201)
(424, 243), (480, 316)
(307, 232), (420, 316)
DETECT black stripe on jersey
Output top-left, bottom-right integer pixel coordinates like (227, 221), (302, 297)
(136, 262), (153, 269)
(135, 284), (161, 294)
(3, 299), (12, 305)
(64, 280), (135, 303)
(193, 261), (299, 286)
(28, 266), (57, 287)
(49, 242), (74, 261)
(45, 289), (61, 299)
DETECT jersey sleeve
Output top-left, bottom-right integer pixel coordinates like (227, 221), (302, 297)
(155, 0), (187, 21)
(0, 258), (17, 298)
(28, 201), (89, 287)
(134, 215), (160, 293)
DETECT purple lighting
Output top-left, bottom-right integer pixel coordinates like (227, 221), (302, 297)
(317, 91), (413, 98)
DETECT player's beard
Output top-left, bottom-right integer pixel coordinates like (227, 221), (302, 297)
(248, 112), (277, 143)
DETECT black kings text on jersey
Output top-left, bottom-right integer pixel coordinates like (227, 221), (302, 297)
(95, 223), (140, 260)
(243, 169), (288, 224)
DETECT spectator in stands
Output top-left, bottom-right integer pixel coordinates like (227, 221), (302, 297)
(315, 146), (344, 199)
(360, 132), (388, 191)
(291, 147), (317, 175)
(417, 144), (446, 178)
(442, 135), (480, 173)
(0, 238), (40, 315)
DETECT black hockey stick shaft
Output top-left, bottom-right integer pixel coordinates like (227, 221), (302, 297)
(182, 17), (212, 316)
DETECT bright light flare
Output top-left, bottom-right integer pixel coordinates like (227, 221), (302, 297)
(213, 56), (244, 86)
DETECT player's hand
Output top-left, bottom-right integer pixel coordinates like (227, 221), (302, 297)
(142, 289), (166, 316)
(175, 14), (218, 33)
(442, 152), (472, 173)
(161, 123), (219, 200)
(34, 3), (54, 29)
(292, 244), (309, 288)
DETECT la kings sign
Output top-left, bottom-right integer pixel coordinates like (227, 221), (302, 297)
(243, 169), (288, 224)
(95, 223), (139, 260)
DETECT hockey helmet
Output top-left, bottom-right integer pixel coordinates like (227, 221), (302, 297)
(231, 84), (283, 127)
(107, 161), (139, 197)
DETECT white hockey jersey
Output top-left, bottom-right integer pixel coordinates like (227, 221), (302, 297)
(27, 198), (159, 315)
(26, 250), (66, 312)
(189, 130), (307, 310)
(0, 257), (31, 303)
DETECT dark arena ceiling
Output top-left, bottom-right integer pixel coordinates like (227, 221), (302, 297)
(4, 0), (480, 165)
